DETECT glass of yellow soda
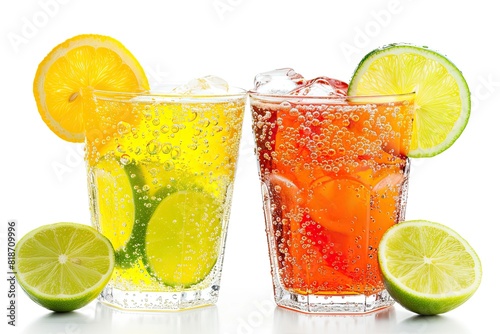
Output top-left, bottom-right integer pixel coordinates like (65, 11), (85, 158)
(84, 78), (246, 310)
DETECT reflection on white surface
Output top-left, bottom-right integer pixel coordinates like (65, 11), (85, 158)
(18, 300), (473, 334)
(272, 306), (472, 334)
(273, 306), (397, 334)
(22, 310), (94, 334)
(22, 302), (220, 334)
(94, 303), (220, 334)
(395, 314), (472, 334)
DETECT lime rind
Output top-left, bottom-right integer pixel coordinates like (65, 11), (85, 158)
(348, 44), (471, 158)
(15, 222), (114, 312)
(378, 220), (481, 315)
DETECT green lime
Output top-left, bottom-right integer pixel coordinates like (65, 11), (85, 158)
(144, 190), (223, 287)
(378, 220), (481, 315)
(15, 222), (114, 312)
(92, 158), (150, 268)
(347, 44), (471, 158)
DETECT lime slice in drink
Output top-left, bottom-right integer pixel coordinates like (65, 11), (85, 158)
(378, 220), (481, 315)
(93, 158), (135, 253)
(144, 190), (223, 287)
(92, 158), (150, 267)
(15, 222), (114, 312)
(348, 44), (471, 158)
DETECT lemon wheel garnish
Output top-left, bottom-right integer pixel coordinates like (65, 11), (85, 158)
(33, 34), (149, 142)
(348, 44), (470, 158)
(144, 190), (223, 287)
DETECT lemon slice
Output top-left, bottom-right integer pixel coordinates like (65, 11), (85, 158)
(33, 34), (149, 143)
(144, 190), (223, 287)
(378, 220), (481, 315)
(348, 44), (471, 157)
(15, 222), (114, 312)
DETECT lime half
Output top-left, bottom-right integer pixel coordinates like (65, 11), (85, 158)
(144, 190), (223, 287)
(348, 44), (471, 158)
(15, 222), (114, 312)
(378, 220), (481, 315)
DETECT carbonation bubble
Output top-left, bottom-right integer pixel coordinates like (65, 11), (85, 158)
(194, 128), (202, 136)
(149, 168), (158, 177)
(162, 143), (172, 154)
(163, 160), (174, 171)
(171, 146), (181, 159)
(280, 101), (292, 110)
(147, 140), (160, 155)
(188, 111), (198, 122)
(117, 121), (131, 135)
(120, 154), (131, 165)
(161, 125), (169, 133)
(142, 105), (152, 119)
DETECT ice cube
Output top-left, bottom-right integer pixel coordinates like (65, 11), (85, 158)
(253, 68), (305, 94)
(289, 77), (348, 97)
(172, 75), (229, 94)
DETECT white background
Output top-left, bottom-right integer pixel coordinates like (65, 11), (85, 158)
(1, 0), (499, 333)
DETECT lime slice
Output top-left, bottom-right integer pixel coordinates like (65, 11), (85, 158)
(92, 158), (151, 268)
(378, 220), (481, 315)
(348, 44), (471, 158)
(15, 222), (114, 312)
(144, 190), (223, 287)
(93, 158), (135, 253)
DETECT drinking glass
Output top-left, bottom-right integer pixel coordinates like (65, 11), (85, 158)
(84, 88), (246, 310)
(250, 91), (415, 313)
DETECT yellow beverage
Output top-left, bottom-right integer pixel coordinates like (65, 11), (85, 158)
(85, 89), (245, 310)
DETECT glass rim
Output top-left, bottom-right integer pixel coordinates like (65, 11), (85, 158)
(248, 91), (416, 102)
(92, 87), (248, 100)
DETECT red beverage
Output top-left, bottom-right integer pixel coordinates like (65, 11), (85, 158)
(250, 87), (414, 313)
